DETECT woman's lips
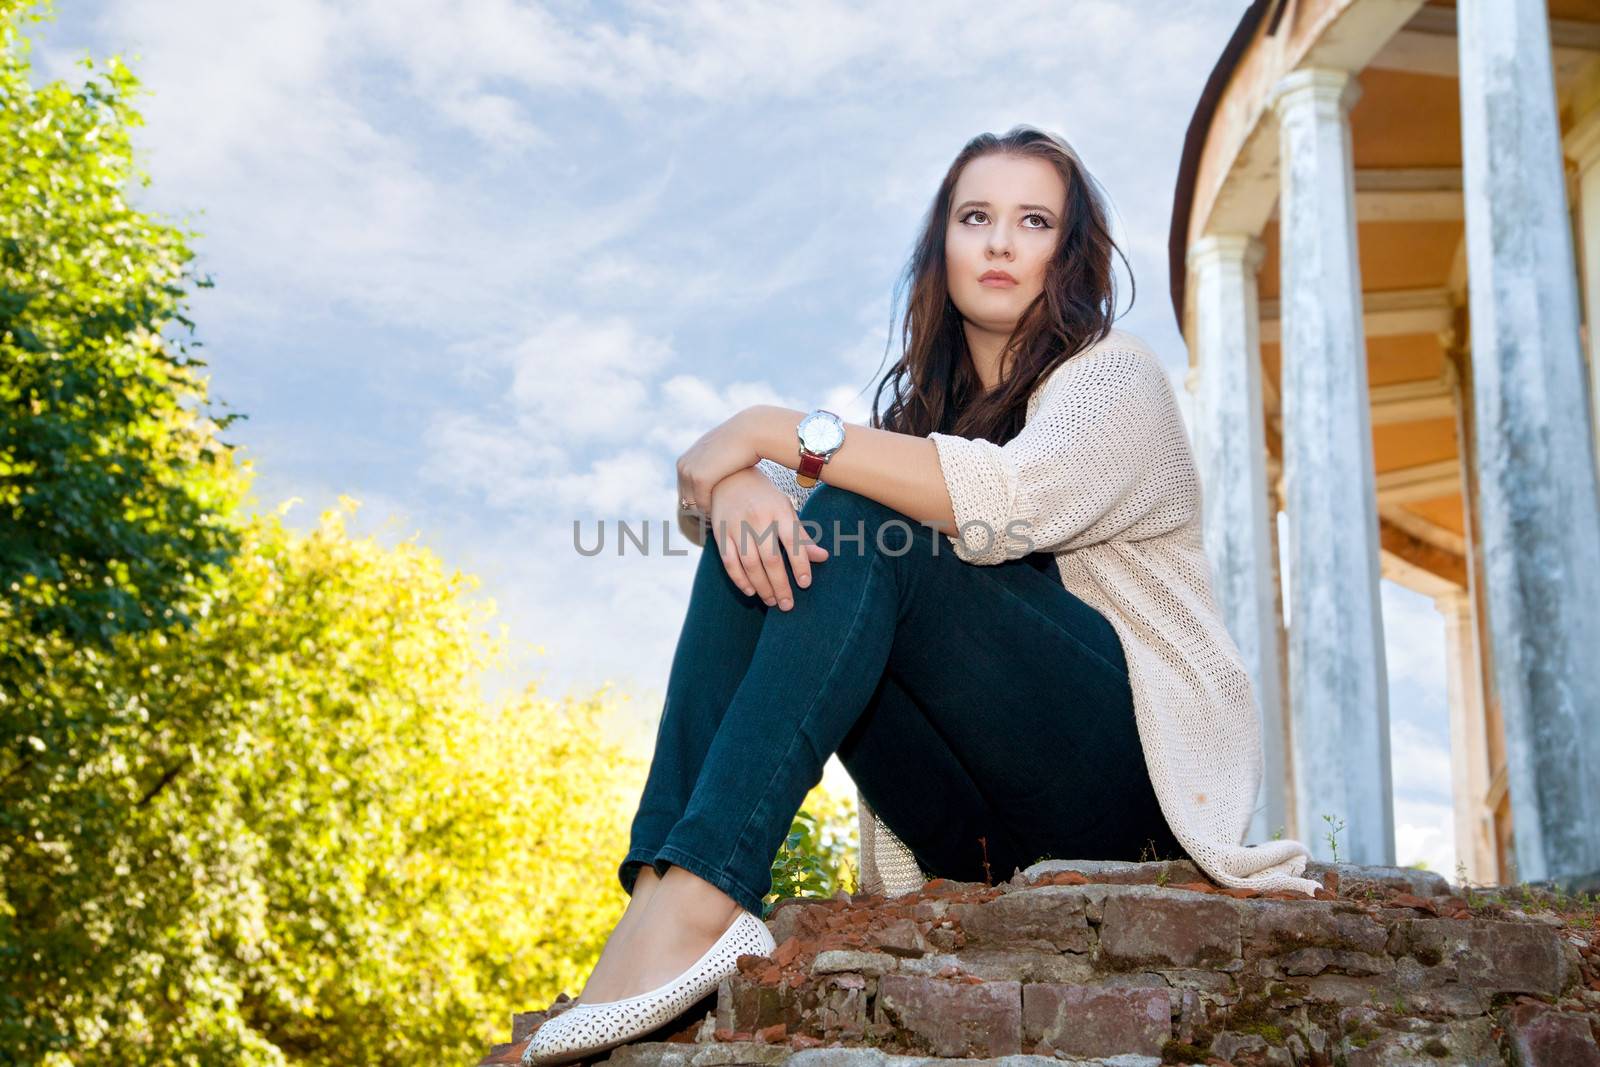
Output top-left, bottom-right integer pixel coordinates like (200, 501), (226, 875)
(980, 275), (1018, 287)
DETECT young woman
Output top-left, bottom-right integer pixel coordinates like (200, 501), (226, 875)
(521, 125), (1318, 1067)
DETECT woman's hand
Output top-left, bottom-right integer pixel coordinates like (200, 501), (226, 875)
(706, 467), (828, 611)
(676, 409), (762, 518)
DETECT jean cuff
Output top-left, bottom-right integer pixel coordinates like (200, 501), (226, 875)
(618, 845), (668, 898)
(653, 843), (768, 919)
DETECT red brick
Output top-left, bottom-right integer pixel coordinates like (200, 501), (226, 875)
(948, 887), (1092, 953)
(1100, 893), (1241, 967)
(1022, 984), (1171, 1058)
(874, 974), (1022, 1058)
(1502, 1003), (1600, 1067)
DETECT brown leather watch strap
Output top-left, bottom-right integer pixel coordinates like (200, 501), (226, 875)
(796, 450), (827, 487)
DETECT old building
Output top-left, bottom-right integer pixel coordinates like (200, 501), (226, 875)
(1171, 0), (1600, 886)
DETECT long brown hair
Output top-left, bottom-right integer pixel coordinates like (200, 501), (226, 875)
(868, 125), (1133, 445)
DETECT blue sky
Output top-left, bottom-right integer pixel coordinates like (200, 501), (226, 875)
(29, 0), (1457, 872)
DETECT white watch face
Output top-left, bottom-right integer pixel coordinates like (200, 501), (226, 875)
(798, 411), (845, 454)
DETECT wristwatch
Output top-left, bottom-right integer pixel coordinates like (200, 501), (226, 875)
(795, 409), (845, 488)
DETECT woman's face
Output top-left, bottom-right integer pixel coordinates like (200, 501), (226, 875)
(944, 152), (1067, 334)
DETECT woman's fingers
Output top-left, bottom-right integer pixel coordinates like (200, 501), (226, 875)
(721, 515), (775, 604)
(711, 492), (830, 610)
(756, 549), (791, 608)
(736, 521), (782, 607)
(777, 518), (827, 595)
(758, 513), (831, 610)
(718, 525), (759, 599)
(752, 514), (813, 610)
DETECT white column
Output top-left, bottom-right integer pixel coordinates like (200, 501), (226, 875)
(1269, 67), (1395, 866)
(1434, 590), (1494, 885)
(1268, 456), (1294, 841)
(1458, 0), (1600, 884)
(1563, 109), (1600, 477)
(1187, 234), (1288, 844)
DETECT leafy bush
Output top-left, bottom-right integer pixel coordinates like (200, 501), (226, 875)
(766, 782), (859, 914)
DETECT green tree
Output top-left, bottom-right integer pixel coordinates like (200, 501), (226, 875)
(0, 0), (243, 648)
(0, 5), (646, 1059)
(0, 6), (865, 1063)
(4, 499), (647, 1065)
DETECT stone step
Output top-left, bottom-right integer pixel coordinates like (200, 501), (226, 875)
(480, 861), (1600, 1067)
(601, 1044), (1161, 1066)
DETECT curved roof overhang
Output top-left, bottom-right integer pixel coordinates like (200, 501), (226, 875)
(1167, 0), (1276, 332)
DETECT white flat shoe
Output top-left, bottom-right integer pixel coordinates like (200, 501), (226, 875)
(519, 909), (776, 1067)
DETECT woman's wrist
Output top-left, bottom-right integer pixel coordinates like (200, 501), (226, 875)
(742, 404), (806, 467)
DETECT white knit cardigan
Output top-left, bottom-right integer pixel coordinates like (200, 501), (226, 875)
(757, 326), (1320, 898)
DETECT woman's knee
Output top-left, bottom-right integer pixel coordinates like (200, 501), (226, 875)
(800, 484), (932, 558)
(800, 483), (886, 522)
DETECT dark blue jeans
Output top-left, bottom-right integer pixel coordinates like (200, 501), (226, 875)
(618, 484), (1182, 918)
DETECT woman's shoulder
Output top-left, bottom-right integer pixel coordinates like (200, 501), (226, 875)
(1031, 326), (1165, 400)
(1082, 325), (1161, 363)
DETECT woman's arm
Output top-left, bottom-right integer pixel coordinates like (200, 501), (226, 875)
(752, 457), (814, 513)
(923, 344), (1198, 564)
(741, 405), (960, 537)
(707, 339), (1190, 565)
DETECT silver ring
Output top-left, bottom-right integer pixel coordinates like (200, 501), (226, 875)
(680, 497), (697, 511)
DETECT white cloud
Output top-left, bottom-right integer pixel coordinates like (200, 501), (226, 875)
(506, 315), (674, 443)
(1390, 719), (1454, 803)
(423, 363), (873, 520)
(1395, 799), (1457, 878)
(342, 0), (1175, 105)
(26, 0), (1295, 718)
(548, 449), (673, 517)
(435, 90), (547, 152)
(417, 300), (887, 524)
(34, 0), (1235, 333)
(1381, 580), (1450, 691)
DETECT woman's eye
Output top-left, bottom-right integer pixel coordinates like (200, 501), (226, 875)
(958, 209), (1050, 228)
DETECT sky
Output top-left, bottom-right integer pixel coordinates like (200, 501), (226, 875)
(27, 0), (1459, 874)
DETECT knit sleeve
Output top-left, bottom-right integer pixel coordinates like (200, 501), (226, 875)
(927, 344), (1197, 565)
(755, 457), (814, 513)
